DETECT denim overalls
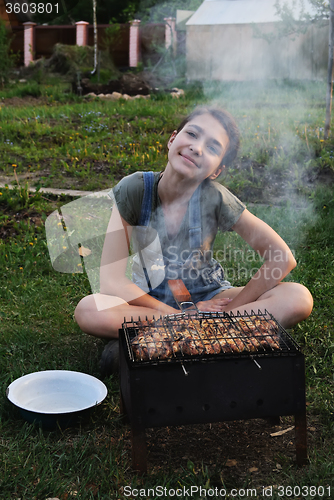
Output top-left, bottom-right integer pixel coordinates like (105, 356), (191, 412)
(132, 171), (232, 309)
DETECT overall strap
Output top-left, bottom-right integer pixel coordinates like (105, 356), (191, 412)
(139, 171), (155, 226)
(188, 184), (202, 249)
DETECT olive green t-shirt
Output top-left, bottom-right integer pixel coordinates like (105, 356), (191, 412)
(110, 171), (245, 258)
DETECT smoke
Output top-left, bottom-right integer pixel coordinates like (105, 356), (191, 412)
(181, 0), (324, 256)
(201, 77), (320, 263)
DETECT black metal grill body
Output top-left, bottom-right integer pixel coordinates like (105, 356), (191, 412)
(120, 345), (305, 428)
(119, 312), (307, 472)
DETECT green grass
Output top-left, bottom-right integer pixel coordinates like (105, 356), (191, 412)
(0, 79), (330, 199)
(0, 80), (334, 499)
(1, 185), (333, 499)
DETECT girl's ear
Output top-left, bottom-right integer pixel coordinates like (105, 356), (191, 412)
(209, 166), (225, 180)
(167, 130), (178, 149)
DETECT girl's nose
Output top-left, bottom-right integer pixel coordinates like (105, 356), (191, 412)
(190, 141), (203, 155)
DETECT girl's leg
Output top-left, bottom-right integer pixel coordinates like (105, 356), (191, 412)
(215, 282), (313, 328)
(75, 283), (313, 337)
(74, 293), (164, 339)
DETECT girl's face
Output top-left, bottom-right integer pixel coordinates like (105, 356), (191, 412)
(167, 113), (229, 182)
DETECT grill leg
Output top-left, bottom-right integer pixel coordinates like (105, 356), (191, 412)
(294, 410), (308, 466)
(119, 392), (129, 423)
(131, 426), (147, 474)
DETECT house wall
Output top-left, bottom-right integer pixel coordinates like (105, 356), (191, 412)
(186, 21), (328, 81)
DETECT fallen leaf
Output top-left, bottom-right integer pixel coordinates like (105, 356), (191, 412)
(249, 467), (259, 473)
(270, 426), (294, 437)
(78, 246), (92, 257)
(225, 459), (238, 467)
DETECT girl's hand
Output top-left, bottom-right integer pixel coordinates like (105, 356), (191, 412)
(196, 297), (232, 312)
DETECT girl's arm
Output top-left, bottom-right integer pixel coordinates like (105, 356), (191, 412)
(99, 205), (178, 315)
(224, 209), (296, 311)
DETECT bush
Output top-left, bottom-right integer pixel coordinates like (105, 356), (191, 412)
(0, 20), (17, 83)
(46, 43), (120, 80)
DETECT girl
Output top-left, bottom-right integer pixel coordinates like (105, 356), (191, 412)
(74, 107), (313, 373)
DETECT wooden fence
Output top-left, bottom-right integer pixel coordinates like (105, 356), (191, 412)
(9, 21), (171, 69)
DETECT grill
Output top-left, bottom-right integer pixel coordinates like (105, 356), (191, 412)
(119, 310), (307, 473)
(123, 310), (300, 365)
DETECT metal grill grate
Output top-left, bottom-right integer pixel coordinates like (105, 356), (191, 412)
(122, 310), (301, 365)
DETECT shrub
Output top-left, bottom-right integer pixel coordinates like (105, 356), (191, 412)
(46, 43), (120, 80)
(0, 20), (17, 83)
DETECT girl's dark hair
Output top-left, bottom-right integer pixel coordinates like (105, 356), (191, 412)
(176, 106), (240, 168)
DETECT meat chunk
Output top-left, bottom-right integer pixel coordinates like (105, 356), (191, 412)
(130, 315), (281, 361)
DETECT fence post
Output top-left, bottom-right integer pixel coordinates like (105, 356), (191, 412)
(164, 17), (177, 56)
(129, 19), (141, 67)
(76, 21), (89, 46)
(23, 22), (36, 66)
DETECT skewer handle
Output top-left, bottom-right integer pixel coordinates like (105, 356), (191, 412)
(168, 279), (192, 303)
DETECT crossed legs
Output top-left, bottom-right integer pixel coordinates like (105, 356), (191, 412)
(74, 282), (313, 339)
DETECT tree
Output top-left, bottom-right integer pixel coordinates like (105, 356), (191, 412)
(0, 20), (17, 84)
(135, 0), (202, 21)
(32, 0), (201, 25)
(32, 0), (142, 25)
(92, 0), (97, 74)
(325, 0), (334, 139)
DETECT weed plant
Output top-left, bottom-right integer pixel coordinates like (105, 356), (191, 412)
(0, 81), (333, 498)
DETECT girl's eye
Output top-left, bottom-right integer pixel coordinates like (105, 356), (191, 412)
(208, 145), (218, 154)
(187, 131), (196, 138)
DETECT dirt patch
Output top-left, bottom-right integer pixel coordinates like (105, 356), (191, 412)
(0, 210), (45, 240)
(77, 72), (152, 97)
(74, 70), (179, 97)
(120, 415), (319, 488)
(1, 96), (49, 107)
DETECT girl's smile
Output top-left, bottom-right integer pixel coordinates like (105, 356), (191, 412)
(179, 152), (198, 168)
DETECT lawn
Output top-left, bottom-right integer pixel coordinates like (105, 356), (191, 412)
(0, 79), (333, 499)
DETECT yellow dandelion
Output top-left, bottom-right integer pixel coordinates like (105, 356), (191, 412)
(29, 242), (33, 246)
